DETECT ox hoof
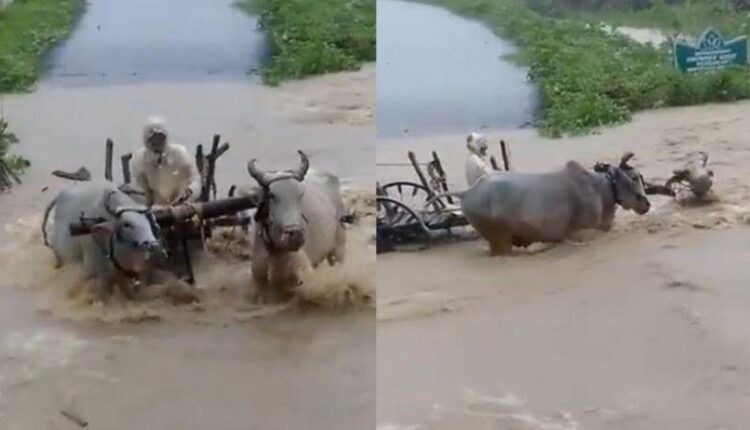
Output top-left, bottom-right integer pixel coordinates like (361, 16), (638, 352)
(488, 242), (512, 256)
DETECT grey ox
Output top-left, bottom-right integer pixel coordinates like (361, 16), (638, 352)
(435, 152), (651, 255)
(247, 151), (346, 292)
(42, 182), (162, 299)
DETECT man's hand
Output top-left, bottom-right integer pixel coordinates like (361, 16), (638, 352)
(170, 188), (193, 206)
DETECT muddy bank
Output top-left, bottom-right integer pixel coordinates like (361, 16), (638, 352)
(378, 101), (750, 429)
(0, 65), (375, 428)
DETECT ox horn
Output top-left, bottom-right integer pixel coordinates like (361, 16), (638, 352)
(698, 151), (709, 167)
(292, 150), (310, 181)
(247, 159), (269, 187)
(619, 152), (635, 169)
(103, 189), (119, 216)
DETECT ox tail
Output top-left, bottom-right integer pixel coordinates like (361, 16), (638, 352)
(41, 195), (59, 248)
(424, 190), (466, 208)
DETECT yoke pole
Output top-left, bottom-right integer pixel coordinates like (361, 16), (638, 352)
(105, 138), (114, 182)
(408, 151), (441, 211)
(500, 140), (511, 171)
(121, 153), (132, 184)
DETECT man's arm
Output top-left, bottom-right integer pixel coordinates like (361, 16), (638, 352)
(172, 145), (201, 203)
(132, 151), (155, 206)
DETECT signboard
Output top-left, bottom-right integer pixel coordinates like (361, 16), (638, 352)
(674, 28), (748, 73)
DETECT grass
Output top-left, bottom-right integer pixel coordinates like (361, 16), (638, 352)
(570, 1), (750, 36)
(416, 0), (750, 137)
(0, 0), (84, 93)
(238, 0), (375, 85)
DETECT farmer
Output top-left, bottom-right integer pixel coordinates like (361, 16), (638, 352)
(132, 116), (201, 207)
(465, 132), (493, 187)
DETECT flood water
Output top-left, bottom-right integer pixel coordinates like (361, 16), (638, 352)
(42, 0), (267, 86)
(377, 102), (750, 429)
(0, 1), (374, 428)
(376, 0), (537, 138)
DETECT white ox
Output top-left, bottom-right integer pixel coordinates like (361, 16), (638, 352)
(246, 151), (346, 296)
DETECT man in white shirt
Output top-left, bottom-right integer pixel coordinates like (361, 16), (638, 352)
(465, 132), (493, 187)
(132, 116), (201, 207)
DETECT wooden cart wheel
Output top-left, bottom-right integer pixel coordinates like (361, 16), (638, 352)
(379, 181), (446, 211)
(377, 196), (431, 237)
(377, 196), (432, 253)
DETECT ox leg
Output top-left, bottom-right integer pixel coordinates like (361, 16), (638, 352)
(252, 257), (269, 287)
(474, 222), (513, 256)
(488, 235), (512, 256)
(94, 277), (114, 302)
(82, 244), (114, 301)
(328, 225), (346, 266)
(117, 276), (139, 300)
(53, 249), (63, 269)
(268, 254), (303, 299)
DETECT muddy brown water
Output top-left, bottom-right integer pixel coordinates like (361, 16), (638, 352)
(378, 102), (750, 429)
(0, 3), (375, 427)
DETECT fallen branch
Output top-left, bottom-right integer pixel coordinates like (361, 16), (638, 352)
(60, 409), (88, 428)
(644, 181), (675, 197)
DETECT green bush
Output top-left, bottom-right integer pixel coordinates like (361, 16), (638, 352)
(0, 0), (84, 92)
(420, 0), (750, 137)
(239, 0), (375, 85)
(0, 117), (29, 179)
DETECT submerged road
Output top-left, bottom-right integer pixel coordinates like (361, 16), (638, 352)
(42, 0), (267, 86)
(377, 0), (537, 138)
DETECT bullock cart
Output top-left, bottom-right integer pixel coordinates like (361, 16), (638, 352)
(376, 141), (511, 253)
(58, 135), (254, 284)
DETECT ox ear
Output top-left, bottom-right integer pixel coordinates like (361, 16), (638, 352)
(91, 221), (116, 237)
(699, 151), (709, 167)
(593, 162), (611, 173)
(235, 186), (264, 207)
(245, 186), (264, 206)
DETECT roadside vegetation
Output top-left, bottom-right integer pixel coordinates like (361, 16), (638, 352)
(0, 117), (29, 189)
(239, 0), (375, 85)
(0, 0), (84, 92)
(420, 0), (750, 137)
(563, 1), (750, 36)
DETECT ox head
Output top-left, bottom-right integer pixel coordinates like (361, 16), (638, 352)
(93, 193), (163, 272)
(682, 151), (713, 187)
(467, 132), (489, 158)
(594, 152), (651, 215)
(247, 151), (310, 253)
